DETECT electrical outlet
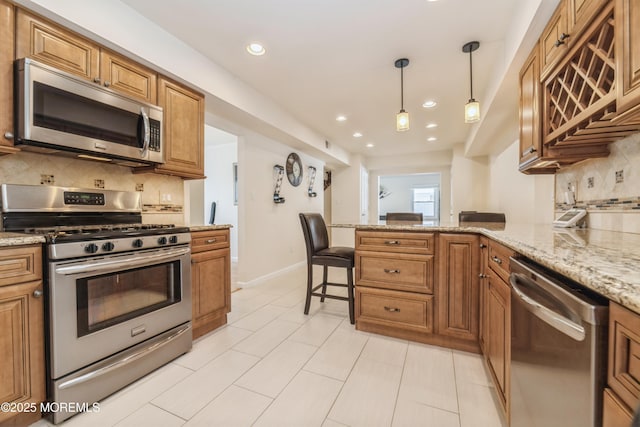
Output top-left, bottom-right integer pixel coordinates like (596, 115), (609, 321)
(587, 177), (594, 188)
(40, 174), (55, 185)
(94, 179), (105, 189)
(615, 170), (624, 184)
(135, 183), (144, 192)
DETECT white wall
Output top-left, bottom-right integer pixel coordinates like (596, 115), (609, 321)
(237, 130), (324, 285)
(203, 126), (239, 260)
(450, 144), (489, 218)
(486, 140), (554, 223)
(331, 155), (366, 247)
(379, 174), (442, 218)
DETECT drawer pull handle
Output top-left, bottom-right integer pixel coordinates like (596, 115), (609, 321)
(206, 238), (217, 244)
(33, 289), (43, 298)
(384, 240), (400, 245)
(383, 269), (400, 274)
(479, 273), (487, 279)
(492, 256), (502, 265)
(384, 306), (400, 313)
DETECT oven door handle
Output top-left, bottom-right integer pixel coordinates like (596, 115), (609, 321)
(58, 323), (191, 390)
(54, 247), (190, 276)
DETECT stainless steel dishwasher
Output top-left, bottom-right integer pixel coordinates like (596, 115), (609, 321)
(509, 257), (608, 427)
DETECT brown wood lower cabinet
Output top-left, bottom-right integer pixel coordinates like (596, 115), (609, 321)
(356, 286), (433, 334)
(603, 301), (640, 425)
(0, 245), (45, 426)
(190, 230), (231, 339)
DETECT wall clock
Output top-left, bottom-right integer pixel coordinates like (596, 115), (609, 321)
(286, 152), (303, 187)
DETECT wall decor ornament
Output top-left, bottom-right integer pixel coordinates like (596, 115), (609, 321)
(273, 165), (286, 204)
(307, 166), (317, 197)
(286, 152), (303, 186)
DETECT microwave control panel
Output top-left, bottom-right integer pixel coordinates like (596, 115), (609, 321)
(63, 191), (105, 206)
(149, 119), (161, 152)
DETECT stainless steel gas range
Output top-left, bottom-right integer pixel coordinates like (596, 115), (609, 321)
(1, 184), (192, 424)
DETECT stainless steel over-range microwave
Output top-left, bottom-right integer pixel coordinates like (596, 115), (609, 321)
(15, 58), (164, 166)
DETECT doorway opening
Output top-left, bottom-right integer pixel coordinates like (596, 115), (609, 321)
(378, 173), (441, 224)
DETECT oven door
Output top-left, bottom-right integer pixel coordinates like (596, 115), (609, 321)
(48, 246), (191, 379)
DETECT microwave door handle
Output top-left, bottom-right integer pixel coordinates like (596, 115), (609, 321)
(140, 107), (150, 158)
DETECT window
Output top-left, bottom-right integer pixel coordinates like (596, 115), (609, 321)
(413, 187), (439, 220)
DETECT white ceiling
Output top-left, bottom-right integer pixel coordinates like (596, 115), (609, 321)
(122, 0), (520, 158)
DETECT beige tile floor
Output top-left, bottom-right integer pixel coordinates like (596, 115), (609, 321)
(32, 265), (506, 427)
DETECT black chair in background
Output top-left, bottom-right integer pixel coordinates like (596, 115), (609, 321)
(386, 212), (423, 223)
(299, 213), (355, 324)
(458, 211), (506, 223)
(209, 201), (216, 224)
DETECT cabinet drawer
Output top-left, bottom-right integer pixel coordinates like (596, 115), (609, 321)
(488, 240), (514, 283)
(608, 302), (640, 411)
(356, 252), (433, 294)
(603, 388), (633, 427)
(356, 287), (433, 333)
(191, 230), (230, 253)
(355, 231), (434, 255)
(0, 245), (43, 287)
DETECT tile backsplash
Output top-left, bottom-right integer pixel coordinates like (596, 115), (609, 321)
(0, 151), (186, 224)
(555, 132), (640, 233)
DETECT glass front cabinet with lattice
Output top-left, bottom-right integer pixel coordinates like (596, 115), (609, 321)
(518, 0), (640, 174)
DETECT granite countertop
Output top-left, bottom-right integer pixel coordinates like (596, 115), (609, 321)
(189, 224), (233, 231)
(334, 222), (640, 314)
(0, 232), (46, 247)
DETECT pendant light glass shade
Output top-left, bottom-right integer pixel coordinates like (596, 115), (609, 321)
(464, 99), (480, 123)
(396, 109), (409, 131)
(462, 41), (480, 124)
(395, 58), (410, 132)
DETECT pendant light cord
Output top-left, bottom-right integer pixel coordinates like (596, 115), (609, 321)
(469, 50), (474, 101)
(400, 65), (404, 111)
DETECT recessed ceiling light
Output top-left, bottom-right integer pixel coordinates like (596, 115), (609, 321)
(336, 115), (347, 122)
(427, 137), (438, 142)
(246, 43), (265, 56)
(353, 132), (363, 138)
(426, 123), (438, 129)
(423, 100), (437, 108)
(366, 143), (375, 148)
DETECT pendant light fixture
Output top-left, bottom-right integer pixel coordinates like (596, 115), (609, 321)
(462, 41), (480, 123)
(395, 58), (410, 131)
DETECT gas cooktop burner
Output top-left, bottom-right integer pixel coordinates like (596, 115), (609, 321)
(23, 223), (190, 244)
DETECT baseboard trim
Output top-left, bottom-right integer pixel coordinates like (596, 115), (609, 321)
(236, 261), (306, 288)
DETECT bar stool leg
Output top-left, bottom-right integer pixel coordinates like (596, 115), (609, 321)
(320, 265), (328, 302)
(304, 262), (313, 315)
(347, 267), (355, 324)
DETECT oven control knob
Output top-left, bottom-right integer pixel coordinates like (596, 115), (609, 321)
(132, 239), (144, 248)
(158, 237), (168, 245)
(102, 242), (115, 251)
(85, 243), (99, 254)
(169, 236), (178, 244)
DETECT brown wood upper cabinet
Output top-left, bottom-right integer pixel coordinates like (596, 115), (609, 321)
(15, 9), (157, 104)
(437, 233), (480, 343)
(569, 0), (609, 36)
(614, 0), (640, 124)
(0, 245), (45, 426)
(540, 1), (570, 80)
(0, 0), (18, 152)
(138, 77), (205, 179)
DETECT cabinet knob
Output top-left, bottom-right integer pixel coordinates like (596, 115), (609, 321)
(384, 306), (400, 313)
(93, 77), (101, 84)
(492, 256), (503, 265)
(479, 243), (487, 249)
(524, 147), (537, 155)
(479, 273), (487, 279)
(104, 81), (111, 87)
(383, 269), (400, 274)
(559, 32), (570, 41)
(3, 132), (13, 140)
(33, 289), (43, 298)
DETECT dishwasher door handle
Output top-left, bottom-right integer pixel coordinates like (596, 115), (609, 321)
(510, 273), (586, 341)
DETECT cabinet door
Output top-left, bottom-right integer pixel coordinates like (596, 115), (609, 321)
(615, 0), (640, 120)
(568, 0), (608, 37)
(478, 237), (489, 354)
(603, 388), (634, 427)
(540, 1), (569, 80)
(15, 9), (99, 81)
(0, 280), (45, 425)
(191, 247), (230, 339)
(519, 45), (543, 170)
(608, 302), (640, 411)
(0, 0), (14, 148)
(155, 77), (205, 179)
(100, 50), (157, 104)
(437, 233), (479, 342)
(486, 272), (510, 414)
